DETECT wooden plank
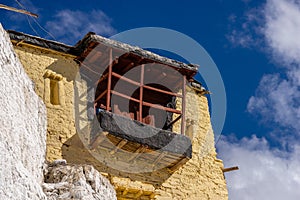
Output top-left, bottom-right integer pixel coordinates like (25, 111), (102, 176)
(222, 166), (239, 173)
(139, 65), (144, 122)
(181, 75), (186, 135)
(80, 62), (102, 76)
(111, 90), (140, 103)
(106, 48), (113, 111)
(143, 85), (182, 97)
(152, 152), (167, 166)
(95, 73), (108, 86)
(113, 71), (181, 97)
(112, 72), (140, 86)
(88, 51), (103, 63)
(153, 72), (167, 83)
(0, 4), (38, 18)
(165, 115), (182, 129)
(89, 132), (108, 150)
(142, 101), (181, 114)
(121, 62), (135, 74)
(95, 90), (107, 103)
(110, 139), (128, 155)
(128, 145), (148, 162)
(169, 158), (188, 172)
(111, 90), (181, 114)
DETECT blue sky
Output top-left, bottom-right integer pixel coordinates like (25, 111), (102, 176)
(1, 0), (300, 199)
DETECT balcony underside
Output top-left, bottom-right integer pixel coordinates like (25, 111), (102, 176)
(89, 110), (192, 172)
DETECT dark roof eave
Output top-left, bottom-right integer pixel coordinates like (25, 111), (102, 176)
(7, 30), (199, 76)
(7, 30), (78, 55)
(74, 32), (199, 74)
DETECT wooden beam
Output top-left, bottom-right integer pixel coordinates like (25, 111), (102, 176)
(111, 90), (140, 103)
(112, 71), (181, 97)
(111, 90), (181, 114)
(181, 75), (186, 135)
(110, 139), (128, 155)
(169, 157), (188, 172)
(95, 73), (108, 86)
(153, 72), (167, 83)
(94, 90), (107, 103)
(143, 85), (182, 97)
(121, 62), (135, 74)
(165, 115), (182, 129)
(121, 52), (130, 59)
(139, 64), (144, 122)
(142, 101), (181, 114)
(89, 132), (108, 150)
(88, 51), (103, 63)
(112, 72), (140, 87)
(128, 145), (148, 162)
(0, 4), (38, 18)
(80, 61), (102, 76)
(152, 152), (167, 166)
(106, 48), (113, 111)
(222, 166), (239, 173)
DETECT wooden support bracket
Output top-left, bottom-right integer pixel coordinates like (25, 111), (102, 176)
(89, 132), (108, 150)
(169, 158), (188, 172)
(222, 166), (239, 173)
(110, 139), (128, 155)
(128, 145), (148, 162)
(152, 152), (167, 166)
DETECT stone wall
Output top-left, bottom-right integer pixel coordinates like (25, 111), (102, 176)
(0, 24), (47, 200)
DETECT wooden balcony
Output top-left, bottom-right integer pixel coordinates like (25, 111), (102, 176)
(89, 109), (192, 172)
(74, 33), (198, 173)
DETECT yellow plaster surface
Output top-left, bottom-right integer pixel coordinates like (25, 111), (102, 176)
(13, 45), (79, 161)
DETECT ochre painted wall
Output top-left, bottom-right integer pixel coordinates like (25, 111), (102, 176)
(154, 88), (228, 199)
(13, 44), (228, 200)
(13, 45), (79, 162)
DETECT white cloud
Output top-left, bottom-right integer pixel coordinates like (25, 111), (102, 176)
(226, 8), (263, 48)
(264, 0), (300, 64)
(247, 70), (300, 132)
(217, 135), (300, 200)
(247, 0), (300, 134)
(222, 0), (300, 199)
(45, 9), (116, 45)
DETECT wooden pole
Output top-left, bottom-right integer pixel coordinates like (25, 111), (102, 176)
(181, 76), (186, 135)
(0, 4), (38, 18)
(165, 114), (182, 129)
(139, 64), (144, 122)
(106, 48), (113, 111)
(222, 166), (239, 173)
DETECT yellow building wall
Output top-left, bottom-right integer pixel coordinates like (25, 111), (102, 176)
(154, 88), (228, 199)
(13, 45), (79, 161)
(13, 44), (228, 200)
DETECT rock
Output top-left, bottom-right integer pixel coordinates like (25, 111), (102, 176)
(0, 23), (47, 199)
(43, 162), (117, 200)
